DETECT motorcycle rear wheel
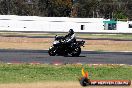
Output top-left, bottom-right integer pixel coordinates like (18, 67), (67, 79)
(71, 47), (81, 57)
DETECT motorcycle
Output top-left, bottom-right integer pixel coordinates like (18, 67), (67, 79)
(48, 35), (85, 57)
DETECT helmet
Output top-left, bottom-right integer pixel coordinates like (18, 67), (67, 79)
(68, 29), (74, 35)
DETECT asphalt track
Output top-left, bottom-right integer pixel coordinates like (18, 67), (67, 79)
(0, 49), (132, 65)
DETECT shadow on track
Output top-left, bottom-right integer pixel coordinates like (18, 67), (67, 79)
(0, 49), (132, 56)
(64, 55), (86, 57)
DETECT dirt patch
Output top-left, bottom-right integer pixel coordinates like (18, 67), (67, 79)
(0, 36), (132, 51)
(83, 40), (132, 51)
(0, 37), (53, 50)
(0, 82), (131, 88)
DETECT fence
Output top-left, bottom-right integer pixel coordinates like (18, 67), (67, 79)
(0, 15), (131, 33)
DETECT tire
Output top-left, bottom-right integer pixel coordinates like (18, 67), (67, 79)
(71, 47), (81, 57)
(80, 77), (90, 87)
(48, 46), (57, 56)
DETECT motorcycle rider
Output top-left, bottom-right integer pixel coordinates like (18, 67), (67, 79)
(48, 29), (85, 56)
(65, 29), (76, 46)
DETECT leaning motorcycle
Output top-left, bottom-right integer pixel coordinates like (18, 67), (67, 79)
(48, 35), (85, 57)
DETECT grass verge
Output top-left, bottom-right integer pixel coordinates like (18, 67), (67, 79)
(0, 32), (132, 40)
(0, 64), (131, 83)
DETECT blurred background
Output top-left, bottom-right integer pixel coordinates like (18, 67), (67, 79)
(0, 0), (132, 20)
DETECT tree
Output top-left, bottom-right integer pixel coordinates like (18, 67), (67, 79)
(0, 0), (131, 19)
(38, 0), (72, 17)
(77, 0), (99, 18)
(0, 0), (8, 14)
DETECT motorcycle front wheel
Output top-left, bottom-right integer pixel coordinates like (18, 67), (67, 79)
(71, 47), (81, 57)
(48, 46), (57, 56)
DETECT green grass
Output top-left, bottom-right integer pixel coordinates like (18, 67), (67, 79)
(77, 33), (132, 40)
(0, 32), (66, 37)
(0, 64), (131, 83)
(0, 32), (132, 40)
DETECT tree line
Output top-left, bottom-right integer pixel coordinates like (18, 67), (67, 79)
(0, 0), (132, 19)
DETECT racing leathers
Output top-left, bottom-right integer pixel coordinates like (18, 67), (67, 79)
(65, 33), (76, 44)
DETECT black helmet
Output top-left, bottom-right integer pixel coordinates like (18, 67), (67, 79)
(69, 29), (74, 35)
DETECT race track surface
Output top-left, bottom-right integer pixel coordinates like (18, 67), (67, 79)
(0, 49), (132, 65)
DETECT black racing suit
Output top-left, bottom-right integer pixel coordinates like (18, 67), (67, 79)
(65, 33), (76, 47)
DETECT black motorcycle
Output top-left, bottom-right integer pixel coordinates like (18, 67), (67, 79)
(48, 35), (85, 57)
